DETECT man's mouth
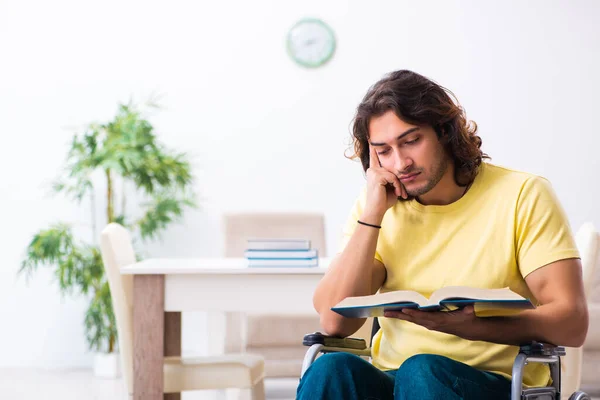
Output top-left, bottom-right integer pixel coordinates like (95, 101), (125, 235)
(399, 172), (420, 182)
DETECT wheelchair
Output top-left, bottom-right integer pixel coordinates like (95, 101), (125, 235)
(301, 319), (591, 400)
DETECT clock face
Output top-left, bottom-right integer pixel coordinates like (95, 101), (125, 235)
(286, 18), (336, 68)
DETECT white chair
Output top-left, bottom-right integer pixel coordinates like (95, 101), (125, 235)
(561, 222), (600, 399)
(100, 223), (266, 399)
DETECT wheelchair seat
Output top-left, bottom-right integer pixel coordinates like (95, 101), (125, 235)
(301, 325), (591, 400)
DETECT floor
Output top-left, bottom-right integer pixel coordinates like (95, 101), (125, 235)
(0, 368), (297, 400)
(0, 368), (597, 399)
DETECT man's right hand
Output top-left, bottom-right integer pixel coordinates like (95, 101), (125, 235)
(362, 145), (407, 224)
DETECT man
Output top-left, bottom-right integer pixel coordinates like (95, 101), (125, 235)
(297, 70), (588, 399)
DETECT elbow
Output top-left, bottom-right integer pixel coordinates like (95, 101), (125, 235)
(313, 294), (340, 336)
(321, 322), (343, 337)
(562, 332), (586, 348)
(573, 304), (589, 347)
(319, 312), (357, 338)
(319, 313), (345, 337)
(562, 302), (589, 347)
(313, 288), (346, 337)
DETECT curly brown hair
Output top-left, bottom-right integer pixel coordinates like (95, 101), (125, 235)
(348, 70), (489, 186)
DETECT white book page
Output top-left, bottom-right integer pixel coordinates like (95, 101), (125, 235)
(334, 290), (428, 308)
(428, 286), (525, 305)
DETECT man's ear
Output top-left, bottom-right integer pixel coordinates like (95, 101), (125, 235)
(437, 127), (450, 145)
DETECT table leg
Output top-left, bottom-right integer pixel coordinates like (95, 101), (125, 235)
(164, 311), (181, 400)
(133, 274), (165, 400)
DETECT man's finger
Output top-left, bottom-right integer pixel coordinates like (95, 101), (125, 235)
(392, 174), (407, 199)
(383, 171), (402, 197)
(369, 145), (381, 169)
(462, 305), (475, 314)
(396, 176), (407, 199)
(384, 310), (411, 320)
(400, 181), (408, 199)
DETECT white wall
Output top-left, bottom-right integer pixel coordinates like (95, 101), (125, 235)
(0, 0), (598, 368)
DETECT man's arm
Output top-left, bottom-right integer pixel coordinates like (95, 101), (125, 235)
(314, 145), (404, 338)
(314, 242), (386, 338)
(386, 258), (589, 347)
(469, 258), (589, 347)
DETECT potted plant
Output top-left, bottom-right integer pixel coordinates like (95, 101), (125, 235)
(19, 101), (196, 377)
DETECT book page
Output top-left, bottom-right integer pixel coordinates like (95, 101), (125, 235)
(334, 290), (428, 309)
(428, 286), (526, 305)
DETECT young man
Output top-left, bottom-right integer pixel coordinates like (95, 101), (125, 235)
(297, 70), (589, 400)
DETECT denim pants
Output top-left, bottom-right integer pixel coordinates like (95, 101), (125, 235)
(296, 353), (512, 400)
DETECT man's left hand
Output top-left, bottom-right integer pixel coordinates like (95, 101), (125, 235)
(384, 306), (480, 340)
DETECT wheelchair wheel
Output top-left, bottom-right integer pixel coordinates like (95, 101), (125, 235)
(568, 391), (591, 400)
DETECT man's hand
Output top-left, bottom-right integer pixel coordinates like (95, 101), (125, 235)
(362, 145), (407, 224)
(384, 306), (480, 340)
(382, 260), (588, 348)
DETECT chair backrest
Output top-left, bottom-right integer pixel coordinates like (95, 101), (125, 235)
(221, 213), (326, 356)
(99, 223), (137, 395)
(223, 213), (327, 257)
(575, 222), (600, 299)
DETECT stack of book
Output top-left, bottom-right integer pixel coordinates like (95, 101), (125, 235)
(244, 238), (319, 267)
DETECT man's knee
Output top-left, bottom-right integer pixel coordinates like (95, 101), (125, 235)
(298, 352), (392, 400)
(297, 353), (371, 399)
(303, 352), (369, 380)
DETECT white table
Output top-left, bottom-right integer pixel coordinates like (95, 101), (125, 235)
(121, 257), (329, 400)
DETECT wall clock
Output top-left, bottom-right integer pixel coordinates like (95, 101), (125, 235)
(286, 18), (336, 68)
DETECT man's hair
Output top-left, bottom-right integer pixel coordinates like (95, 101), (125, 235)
(348, 70), (489, 186)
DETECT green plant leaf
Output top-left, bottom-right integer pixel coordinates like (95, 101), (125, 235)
(22, 99), (196, 353)
(136, 191), (196, 240)
(20, 224), (75, 280)
(84, 280), (117, 353)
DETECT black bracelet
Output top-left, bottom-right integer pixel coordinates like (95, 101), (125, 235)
(357, 220), (382, 229)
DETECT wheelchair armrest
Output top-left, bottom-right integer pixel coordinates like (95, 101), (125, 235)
(303, 332), (367, 350)
(519, 341), (566, 357)
(301, 334), (371, 378)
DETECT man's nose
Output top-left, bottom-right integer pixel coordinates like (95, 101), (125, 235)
(393, 151), (413, 172)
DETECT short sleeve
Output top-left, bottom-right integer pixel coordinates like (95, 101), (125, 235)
(515, 176), (580, 277)
(337, 187), (384, 264)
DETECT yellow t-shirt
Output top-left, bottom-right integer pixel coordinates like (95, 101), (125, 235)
(339, 162), (579, 387)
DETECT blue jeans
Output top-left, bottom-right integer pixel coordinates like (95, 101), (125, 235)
(297, 353), (512, 400)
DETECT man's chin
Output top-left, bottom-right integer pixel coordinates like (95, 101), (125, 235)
(404, 185), (430, 199)
(396, 179), (433, 201)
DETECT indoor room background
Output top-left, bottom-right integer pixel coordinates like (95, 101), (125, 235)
(0, 0), (598, 391)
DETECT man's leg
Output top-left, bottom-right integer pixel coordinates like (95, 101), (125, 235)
(392, 354), (511, 400)
(297, 353), (395, 400)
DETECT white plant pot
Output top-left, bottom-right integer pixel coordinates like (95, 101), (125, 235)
(93, 352), (121, 379)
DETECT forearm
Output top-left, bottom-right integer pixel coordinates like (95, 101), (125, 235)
(314, 215), (384, 336)
(467, 301), (589, 347)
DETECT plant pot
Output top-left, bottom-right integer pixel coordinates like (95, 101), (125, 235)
(93, 352), (121, 378)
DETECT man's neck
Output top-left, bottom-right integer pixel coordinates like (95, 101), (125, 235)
(416, 165), (469, 206)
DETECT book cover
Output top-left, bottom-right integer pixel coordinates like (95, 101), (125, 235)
(331, 286), (535, 318)
(244, 249), (318, 259)
(247, 257), (318, 267)
(247, 239), (311, 251)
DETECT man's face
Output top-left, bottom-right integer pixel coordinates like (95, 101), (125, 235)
(368, 110), (449, 198)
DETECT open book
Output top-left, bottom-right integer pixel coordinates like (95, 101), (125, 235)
(331, 286), (535, 318)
